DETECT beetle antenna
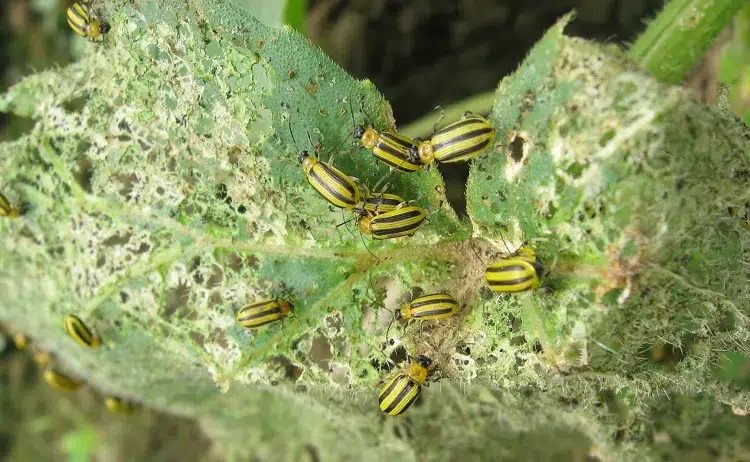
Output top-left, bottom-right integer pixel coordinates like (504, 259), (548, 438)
(340, 216), (379, 262)
(348, 96), (357, 127)
(432, 105), (446, 133)
(358, 228), (379, 262)
(359, 96), (374, 127)
(287, 116), (298, 149)
(336, 216), (356, 228)
(497, 229), (512, 254)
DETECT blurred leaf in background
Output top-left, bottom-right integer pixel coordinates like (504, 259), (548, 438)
(62, 426), (98, 462)
(236, 0), (307, 32)
(719, 4), (750, 123)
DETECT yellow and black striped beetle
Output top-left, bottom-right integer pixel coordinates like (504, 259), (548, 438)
(66, 2), (110, 41)
(396, 292), (459, 321)
(378, 355), (432, 416)
(409, 112), (495, 166)
(64, 314), (102, 348)
(357, 205), (428, 240)
(11, 332), (28, 350)
(43, 368), (83, 391)
(0, 192), (21, 218)
(353, 192), (406, 217)
(349, 97), (422, 172)
(300, 151), (363, 210)
(354, 126), (424, 172)
(236, 298), (293, 329)
(105, 396), (137, 414)
(485, 244), (545, 293)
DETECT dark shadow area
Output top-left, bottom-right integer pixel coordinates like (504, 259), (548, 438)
(308, 0), (665, 217)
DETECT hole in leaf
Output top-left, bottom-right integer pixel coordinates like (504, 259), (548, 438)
(309, 333), (333, 370)
(163, 281), (191, 318)
(225, 252), (245, 272)
(73, 154), (94, 192)
(642, 342), (686, 370)
(62, 95), (87, 113)
(269, 356), (303, 381)
(189, 330), (206, 348)
(509, 135), (526, 162)
(136, 242), (150, 254)
(102, 231), (132, 247)
(201, 264), (224, 288)
(215, 183), (228, 200)
(566, 161), (585, 179)
(389, 344), (407, 365)
(113, 172), (139, 199)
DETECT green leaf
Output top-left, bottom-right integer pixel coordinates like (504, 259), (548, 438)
(234, 0), (307, 32)
(469, 12), (750, 399)
(283, 0), (308, 34)
(62, 426), (98, 462)
(234, 0), (288, 28)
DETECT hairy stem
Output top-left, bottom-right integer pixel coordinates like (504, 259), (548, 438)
(628, 0), (745, 83)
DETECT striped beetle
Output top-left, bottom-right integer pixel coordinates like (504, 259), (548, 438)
(396, 292), (459, 321)
(236, 298), (293, 329)
(354, 126), (423, 172)
(43, 368), (83, 391)
(410, 112), (494, 166)
(378, 355), (432, 416)
(67, 2), (110, 41)
(485, 244), (544, 293)
(64, 314), (102, 348)
(357, 205), (427, 240)
(105, 396), (137, 414)
(350, 97), (423, 173)
(300, 152), (363, 210)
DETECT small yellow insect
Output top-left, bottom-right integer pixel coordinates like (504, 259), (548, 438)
(300, 152), (363, 210)
(43, 368), (82, 391)
(12, 332), (28, 350)
(484, 244), (545, 293)
(105, 396), (137, 414)
(354, 126), (423, 172)
(236, 298), (293, 329)
(64, 314), (102, 348)
(0, 192), (21, 218)
(357, 205), (428, 240)
(396, 292), (459, 321)
(410, 112), (495, 166)
(67, 2), (110, 41)
(378, 355), (432, 416)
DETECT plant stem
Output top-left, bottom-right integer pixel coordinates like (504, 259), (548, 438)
(628, 0), (746, 84)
